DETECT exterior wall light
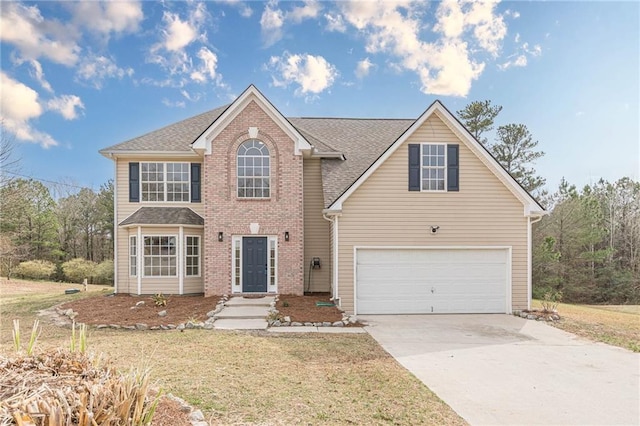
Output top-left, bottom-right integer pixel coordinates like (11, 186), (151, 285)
(284, 231), (290, 241)
(430, 225), (440, 234)
(218, 231), (223, 242)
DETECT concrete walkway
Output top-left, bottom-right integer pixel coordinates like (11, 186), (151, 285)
(362, 314), (640, 426)
(213, 296), (274, 330)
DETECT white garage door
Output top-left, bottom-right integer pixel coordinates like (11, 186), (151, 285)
(356, 248), (509, 314)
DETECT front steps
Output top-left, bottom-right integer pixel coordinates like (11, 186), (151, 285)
(213, 295), (275, 330)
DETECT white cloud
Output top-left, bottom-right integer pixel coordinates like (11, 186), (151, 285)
(47, 95), (85, 120)
(355, 58), (374, 79)
(162, 98), (186, 108)
(27, 59), (53, 93)
(190, 47), (222, 85)
(287, 0), (321, 23)
(334, 0), (508, 97)
(260, 1), (284, 46)
(0, 71), (57, 148)
(0, 2), (80, 66)
(515, 33), (520, 43)
(498, 41), (542, 70)
(76, 54), (134, 89)
(268, 52), (338, 96)
(163, 11), (199, 51)
(220, 0), (254, 18)
(260, 0), (322, 46)
(325, 12), (347, 32)
(69, 1), (143, 37)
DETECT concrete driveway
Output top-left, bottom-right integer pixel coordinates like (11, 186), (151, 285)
(361, 314), (639, 426)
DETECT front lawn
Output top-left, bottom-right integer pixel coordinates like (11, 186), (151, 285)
(0, 278), (465, 425)
(532, 299), (640, 352)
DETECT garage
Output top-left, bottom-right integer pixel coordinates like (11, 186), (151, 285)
(355, 247), (510, 314)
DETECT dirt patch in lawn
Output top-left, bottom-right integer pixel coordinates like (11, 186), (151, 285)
(59, 294), (219, 327)
(276, 293), (354, 324)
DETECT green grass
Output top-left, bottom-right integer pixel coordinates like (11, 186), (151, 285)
(0, 279), (466, 425)
(532, 300), (640, 352)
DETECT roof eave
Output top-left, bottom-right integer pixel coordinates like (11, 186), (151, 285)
(98, 150), (202, 159)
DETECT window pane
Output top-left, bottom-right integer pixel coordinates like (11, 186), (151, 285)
(237, 140), (270, 198)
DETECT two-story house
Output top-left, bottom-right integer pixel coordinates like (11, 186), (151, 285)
(100, 85), (545, 315)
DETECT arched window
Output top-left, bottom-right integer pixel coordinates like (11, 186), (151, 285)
(237, 139), (270, 198)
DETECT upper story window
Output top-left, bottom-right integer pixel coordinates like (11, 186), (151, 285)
(237, 139), (270, 198)
(141, 162), (190, 202)
(421, 144), (446, 191)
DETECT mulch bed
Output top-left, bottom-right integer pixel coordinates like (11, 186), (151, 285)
(59, 294), (219, 327)
(58, 292), (350, 327)
(276, 293), (346, 323)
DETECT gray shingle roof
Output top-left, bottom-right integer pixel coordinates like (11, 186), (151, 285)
(120, 207), (204, 226)
(290, 118), (414, 207)
(100, 105), (228, 153)
(101, 103), (415, 209)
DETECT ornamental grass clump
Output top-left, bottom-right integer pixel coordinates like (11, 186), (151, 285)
(1, 322), (161, 426)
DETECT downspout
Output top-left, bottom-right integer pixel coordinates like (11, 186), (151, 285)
(113, 157), (118, 294)
(322, 211), (340, 306)
(527, 214), (545, 310)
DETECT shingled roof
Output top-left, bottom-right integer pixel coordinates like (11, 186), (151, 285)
(101, 104), (415, 208)
(120, 207), (204, 227)
(100, 105), (229, 153)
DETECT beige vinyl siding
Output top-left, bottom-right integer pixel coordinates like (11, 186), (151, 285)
(114, 157), (204, 293)
(303, 158), (331, 292)
(336, 113), (528, 314)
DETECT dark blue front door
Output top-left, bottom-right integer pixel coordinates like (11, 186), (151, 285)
(242, 237), (268, 292)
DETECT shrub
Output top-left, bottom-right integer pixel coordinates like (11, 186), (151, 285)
(15, 260), (56, 280)
(62, 258), (97, 284)
(94, 260), (114, 285)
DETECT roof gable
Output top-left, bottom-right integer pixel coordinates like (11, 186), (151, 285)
(191, 85), (311, 155)
(327, 101), (545, 216)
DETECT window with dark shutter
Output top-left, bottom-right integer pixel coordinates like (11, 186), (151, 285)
(447, 144), (459, 192)
(408, 144), (420, 191)
(129, 162), (139, 202)
(190, 163), (201, 202)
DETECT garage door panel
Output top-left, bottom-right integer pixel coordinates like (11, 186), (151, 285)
(356, 248), (508, 314)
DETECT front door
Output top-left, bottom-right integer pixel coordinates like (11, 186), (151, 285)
(242, 237), (268, 292)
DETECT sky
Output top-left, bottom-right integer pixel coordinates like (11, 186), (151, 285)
(1, 0), (638, 195)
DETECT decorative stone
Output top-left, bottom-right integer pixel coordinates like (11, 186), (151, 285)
(96, 324), (108, 329)
(282, 322), (291, 326)
(190, 410), (205, 422)
(322, 322), (331, 327)
(158, 310), (167, 317)
(176, 323), (186, 331)
(185, 322), (195, 329)
(273, 320), (281, 327)
(203, 323), (214, 330)
(527, 315), (537, 320)
(304, 322), (313, 327)
(206, 310), (217, 318)
(284, 316), (291, 323)
(109, 324), (121, 329)
(150, 326), (160, 330)
(167, 324), (176, 329)
(160, 325), (169, 330)
(123, 325), (136, 330)
(64, 309), (74, 317)
(332, 321), (344, 327)
(135, 301), (145, 307)
(291, 322), (302, 326)
(135, 323), (148, 330)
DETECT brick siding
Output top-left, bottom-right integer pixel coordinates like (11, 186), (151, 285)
(203, 100), (304, 296)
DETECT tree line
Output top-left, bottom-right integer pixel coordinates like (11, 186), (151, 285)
(1, 136), (114, 283)
(457, 101), (639, 304)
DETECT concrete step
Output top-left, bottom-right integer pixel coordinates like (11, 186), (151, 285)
(214, 318), (268, 330)
(225, 296), (275, 307)
(213, 305), (269, 319)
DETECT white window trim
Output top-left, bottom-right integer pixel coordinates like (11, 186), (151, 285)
(236, 140), (271, 200)
(140, 161), (191, 203)
(185, 235), (201, 278)
(141, 234), (179, 278)
(231, 235), (278, 294)
(420, 143), (447, 192)
(129, 235), (137, 277)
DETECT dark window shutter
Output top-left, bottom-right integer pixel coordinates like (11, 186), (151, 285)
(447, 144), (459, 192)
(408, 144), (421, 191)
(129, 162), (139, 202)
(190, 163), (201, 202)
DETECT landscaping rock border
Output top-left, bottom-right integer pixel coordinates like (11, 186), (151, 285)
(267, 295), (360, 328)
(514, 309), (561, 322)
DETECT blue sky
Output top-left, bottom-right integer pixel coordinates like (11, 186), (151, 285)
(1, 1), (638, 194)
